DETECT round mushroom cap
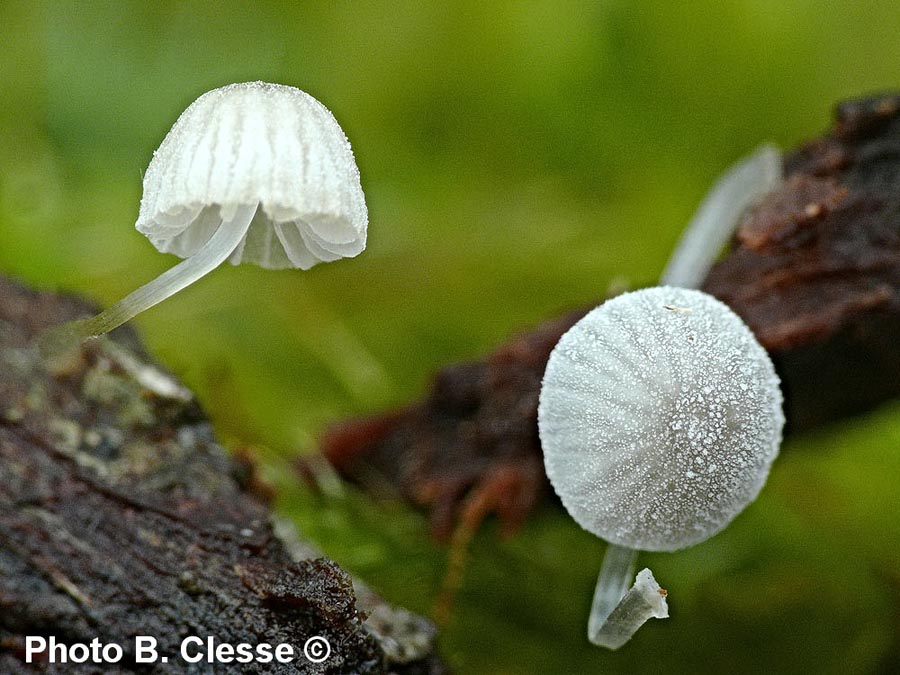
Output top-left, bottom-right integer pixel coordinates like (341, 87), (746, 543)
(136, 81), (367, 270)
(538, 287), (784, 552)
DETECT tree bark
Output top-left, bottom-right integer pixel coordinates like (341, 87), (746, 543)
(0, 276), (444, 674)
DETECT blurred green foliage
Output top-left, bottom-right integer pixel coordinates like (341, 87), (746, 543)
(1, 1), (899, 673)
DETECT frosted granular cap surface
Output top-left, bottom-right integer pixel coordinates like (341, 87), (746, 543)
(538, 287), (783, 551)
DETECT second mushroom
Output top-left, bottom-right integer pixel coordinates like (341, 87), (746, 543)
(538, 147), (785, 648)
(43, 81), (367, 351)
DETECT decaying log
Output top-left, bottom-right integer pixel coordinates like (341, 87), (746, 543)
(705, 93), (900, 431)
(321, 311), (586, 540)
(0, 275), (444, 674)
(321, 93), (900, 540)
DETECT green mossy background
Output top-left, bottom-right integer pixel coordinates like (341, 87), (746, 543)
(1, 2), (899, 672)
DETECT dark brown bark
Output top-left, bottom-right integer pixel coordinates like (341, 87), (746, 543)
(0, 276), (444, 674)
(705, 93), (900, 431)
(321, 93), (900, 540)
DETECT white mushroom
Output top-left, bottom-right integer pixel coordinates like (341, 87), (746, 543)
(539, 286), (784, 648)
(538, 143), (783, 648)
(43, 81), (366, 350)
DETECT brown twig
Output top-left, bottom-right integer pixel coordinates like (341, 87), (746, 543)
(320, 93), (900, 543)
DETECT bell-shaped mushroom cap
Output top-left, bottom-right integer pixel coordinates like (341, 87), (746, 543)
(538, 287), (784, 552)
(136, 81), (367, 270)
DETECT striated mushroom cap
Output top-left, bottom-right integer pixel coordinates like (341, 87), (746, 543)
(136, 81), (367, 270)
(538, 287), (783, 552)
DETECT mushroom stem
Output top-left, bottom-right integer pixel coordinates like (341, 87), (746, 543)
(40, 203), (258, 355)
(588, 544), (668, 649)
(660, 144), (781, 289)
